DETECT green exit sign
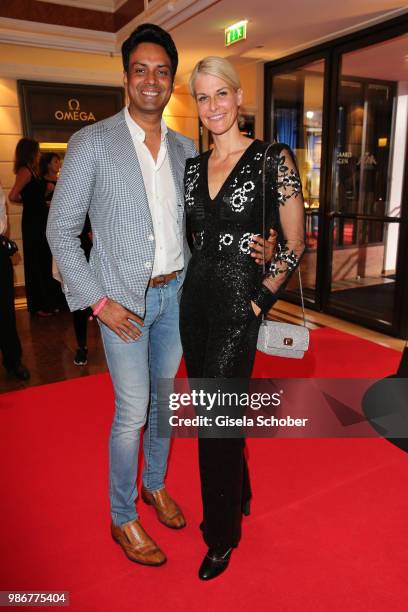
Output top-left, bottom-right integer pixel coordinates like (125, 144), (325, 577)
(225, 20), (247, 46)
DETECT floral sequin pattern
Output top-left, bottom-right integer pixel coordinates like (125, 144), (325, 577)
(185, 161), (200, 208)
(228, 175), (255, 213)
(238, 232), (254, 255)
(193, 230), (205, 250)
(276, 153), (302, 205)
(219, 232), (234, 251)
(218, 231), (256, 254)
(269, 242), (299, 278)
(184, 141), (305, 319)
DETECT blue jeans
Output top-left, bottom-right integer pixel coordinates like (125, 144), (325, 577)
(99, 277), (182, 526)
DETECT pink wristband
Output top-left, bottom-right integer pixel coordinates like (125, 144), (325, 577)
(92, 297), (108, 317)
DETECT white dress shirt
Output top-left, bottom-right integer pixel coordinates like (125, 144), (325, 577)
(124, 107), (183, 277)
(0, 184), (7, 234)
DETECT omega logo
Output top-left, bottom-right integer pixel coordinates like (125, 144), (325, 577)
(55, 98), (96, 122)
(68, 98), (80, 111)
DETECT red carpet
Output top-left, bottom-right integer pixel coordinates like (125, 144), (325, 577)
(1, 328), (407, 611)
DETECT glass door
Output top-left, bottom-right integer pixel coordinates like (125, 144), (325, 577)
(328, 34), (408, 330)
(266, 58), (326, 306)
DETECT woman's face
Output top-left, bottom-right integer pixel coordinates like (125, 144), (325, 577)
(48, 156), (61, 175)
(194, 73), (242, 137)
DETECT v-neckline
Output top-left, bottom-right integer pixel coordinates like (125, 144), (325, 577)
(204, 139), (259, 203)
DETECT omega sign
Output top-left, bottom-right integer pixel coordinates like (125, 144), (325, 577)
(55, 98), (96, 122)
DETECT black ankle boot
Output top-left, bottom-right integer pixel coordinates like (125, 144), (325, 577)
(198, 546), (233, 581)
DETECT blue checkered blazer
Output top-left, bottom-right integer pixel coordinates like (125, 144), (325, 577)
(46, 109), (197, 315)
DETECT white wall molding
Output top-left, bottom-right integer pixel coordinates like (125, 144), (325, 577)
(268, 7), (408, 62)
(0, 17), (117, 55)
(0, 1), (219, 54)
(112, 0), (219, 43)
(39, 0), (118, 12)
(0, 62), (123, 86)
(0, 4), (407, 66)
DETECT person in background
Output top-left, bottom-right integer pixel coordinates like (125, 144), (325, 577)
(39, 151), (67, 313)
(51, 215), (93, 366)
(72, 216), (93, 366)
(39, 152), (61, 207)
(42, 152), (91, 363)
(43, 152), (91, 363)
(0, 181), (29, 382)
(41, 151), (91, 364)
(9, 139), (59, 316)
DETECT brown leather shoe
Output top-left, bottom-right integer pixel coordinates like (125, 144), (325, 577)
(141, 486), (186, 529)
(111, 519), (166, 566)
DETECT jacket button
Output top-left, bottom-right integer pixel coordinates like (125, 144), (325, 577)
(145, 261), (152, 269)
(148, 234), (154, 241)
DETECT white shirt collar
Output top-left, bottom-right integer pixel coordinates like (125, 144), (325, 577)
(124, 106), (168, 143)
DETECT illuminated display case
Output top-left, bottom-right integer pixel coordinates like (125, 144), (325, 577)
(18, 81), (124, 159)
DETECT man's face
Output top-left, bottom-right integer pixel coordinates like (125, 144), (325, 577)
(124, 42), (173, 117)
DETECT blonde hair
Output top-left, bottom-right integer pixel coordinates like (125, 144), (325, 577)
(189, 56), (241, 97)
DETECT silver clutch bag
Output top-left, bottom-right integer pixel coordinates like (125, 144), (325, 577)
(257, 319), (309, 359)
(257, 264), (309, 359)
(256, 143), (309, 359)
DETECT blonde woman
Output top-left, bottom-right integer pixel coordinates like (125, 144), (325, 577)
(180, 57), (305, 580)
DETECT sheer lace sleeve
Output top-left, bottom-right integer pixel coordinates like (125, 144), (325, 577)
(251, 146), (305, 314)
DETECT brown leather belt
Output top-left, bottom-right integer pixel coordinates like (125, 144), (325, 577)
(149, 271), (177, 287)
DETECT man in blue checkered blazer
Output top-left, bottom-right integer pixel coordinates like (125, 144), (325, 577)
(47, 24), (196, 567)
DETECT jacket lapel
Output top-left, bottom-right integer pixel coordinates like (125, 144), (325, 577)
(166, 129), (186, 226)
(105, 112), (151, 221)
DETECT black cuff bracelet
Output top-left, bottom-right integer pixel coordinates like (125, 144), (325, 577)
(250, 285), (278, 315)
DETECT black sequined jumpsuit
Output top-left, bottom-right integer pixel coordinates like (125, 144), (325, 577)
(180, 140), (305, 549)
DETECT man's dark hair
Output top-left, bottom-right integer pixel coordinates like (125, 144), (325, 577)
(121, 23), (178, 80)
